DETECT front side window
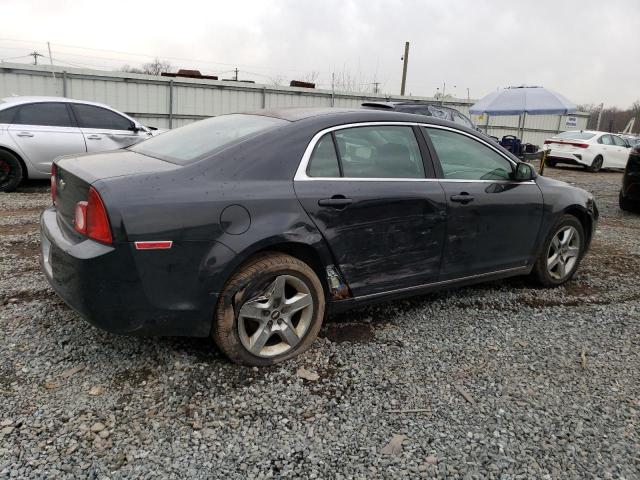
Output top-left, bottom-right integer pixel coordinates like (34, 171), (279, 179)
(14, 103), (74, 127)
(425, 127), (513, 181)
(333, 126), (425, 178)
(72, 104), (133, 131)
(612, 135), (626, 147)
(131, 114), (287, 165)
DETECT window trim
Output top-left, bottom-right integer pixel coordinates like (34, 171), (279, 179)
(294, 122), (524, 183)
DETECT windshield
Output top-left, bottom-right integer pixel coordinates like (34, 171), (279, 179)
(131, 114), (288, 165)
(554, 131), (595, 140)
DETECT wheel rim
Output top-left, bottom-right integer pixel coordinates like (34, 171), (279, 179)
(237, 274), (314, 358)
(547, 226), (581, 281)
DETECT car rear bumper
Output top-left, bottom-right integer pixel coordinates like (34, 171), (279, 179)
(546, 149), (594, 167)
(40, 207), (218, 337)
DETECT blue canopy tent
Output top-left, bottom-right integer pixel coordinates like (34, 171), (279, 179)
(469, 86), (577, 142)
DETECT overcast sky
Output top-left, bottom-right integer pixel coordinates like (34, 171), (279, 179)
(1, 0), (638, 107)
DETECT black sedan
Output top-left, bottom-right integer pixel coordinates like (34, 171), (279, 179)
(620, 144), (640, 211)
(41, 108), (598, 366)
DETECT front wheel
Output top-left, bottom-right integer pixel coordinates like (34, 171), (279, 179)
(531, 215), (585, 287)
(212, 252), (325, 366)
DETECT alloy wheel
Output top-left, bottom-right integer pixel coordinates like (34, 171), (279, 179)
(546, 226), (581, 281)
(237, 274), (314, 358)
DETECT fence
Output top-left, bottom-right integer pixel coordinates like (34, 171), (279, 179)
(0, 62), (587, 145)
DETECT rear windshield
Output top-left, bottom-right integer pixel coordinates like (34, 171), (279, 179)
(130, 114), (287, 165)
(555, 131), (595, 140)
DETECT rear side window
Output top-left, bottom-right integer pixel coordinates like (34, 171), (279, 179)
(334, 126), (425, 178)
(72, 104), (133, 130)
(14, 103), (74, 127)
(598, 135), (613, 145)
(425, 127), (513, 181)
(130, 114), (287, 165)
(0, 106), (17, 124)
(307, 134), (340, 177)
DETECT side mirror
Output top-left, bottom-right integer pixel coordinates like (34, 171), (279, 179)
(513, 162), (534, 181)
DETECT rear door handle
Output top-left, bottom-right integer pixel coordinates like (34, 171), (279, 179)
(318, 196), (353, 208)
(86, 135), (102, 140)
(450, 193), (475, 203)
(16, 132), (34, 137)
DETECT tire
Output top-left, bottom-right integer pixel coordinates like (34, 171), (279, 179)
(587, 155), (603, 173)
(619, 191), (637, 212)
(212, 252), (326, 366)
(531, 214), (585, 287)
(0, 150), (24, 192)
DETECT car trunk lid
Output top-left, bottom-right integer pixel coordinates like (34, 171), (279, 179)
(53, 150), (180, 233)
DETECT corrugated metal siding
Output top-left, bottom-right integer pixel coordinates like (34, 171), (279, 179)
(0, 62), (585, 146)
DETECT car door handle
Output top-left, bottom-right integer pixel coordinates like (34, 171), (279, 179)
(16, 132), (34, 137)
(450, 193), (475, 203)
(86, 135), (102, 140)
(318, 196), (353, 208)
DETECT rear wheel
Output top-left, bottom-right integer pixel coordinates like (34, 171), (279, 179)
(587, 155), (603, 173)
(531, 215), (585, 287)
(212, 252), (325, 366)
(0, 150), (23, 192)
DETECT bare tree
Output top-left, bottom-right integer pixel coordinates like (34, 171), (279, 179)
(121, 57), (171, 75)
(267, 75), (285, 87)
(301, 71), (320, 84)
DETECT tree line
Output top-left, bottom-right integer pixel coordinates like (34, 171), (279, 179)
(579, 101), (640, 134)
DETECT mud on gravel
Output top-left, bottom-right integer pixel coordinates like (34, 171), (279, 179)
(1, 171), (639, 479)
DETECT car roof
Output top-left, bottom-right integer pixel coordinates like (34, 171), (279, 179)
(0, 96), (114, 110)
(243, 107), (461, 126)
(362, 101), (457, 110)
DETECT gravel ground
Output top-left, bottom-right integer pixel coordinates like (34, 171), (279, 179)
(1, 167), (639, 479)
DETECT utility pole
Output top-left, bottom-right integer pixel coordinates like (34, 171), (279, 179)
(233, 68), (239, 81)
(466, 87), (470, 103)
(47, 41), (56, 81)
(373, 82), (380, 94)
(400, 41), (410, 96)
(331, 72), (335, 107)
(596, 103), (604, 131)
(29, 51), (43, 65)
(441, 82), (446, 105)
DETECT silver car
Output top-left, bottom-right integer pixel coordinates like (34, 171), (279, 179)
(0, 96), (157, 192)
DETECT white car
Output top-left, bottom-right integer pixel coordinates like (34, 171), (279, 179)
(0, 96), (159, 192)
(543, 130), (632, 172)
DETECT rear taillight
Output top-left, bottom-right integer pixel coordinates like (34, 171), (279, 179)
(544, 139), (588, 148)
(51, 164), (57, 204)
(74, 187), (112, 244)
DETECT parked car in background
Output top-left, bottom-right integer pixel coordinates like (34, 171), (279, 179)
(362, 101), (477, 129)
(42, 108), (598, 366)
(620, 134), (640, 147)
(543, 130), (632, 172)
(0, 96), (159, 192)
(619, 144), (640, 212)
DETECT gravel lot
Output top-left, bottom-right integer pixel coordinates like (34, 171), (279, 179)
(1, 166), (639, 479)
